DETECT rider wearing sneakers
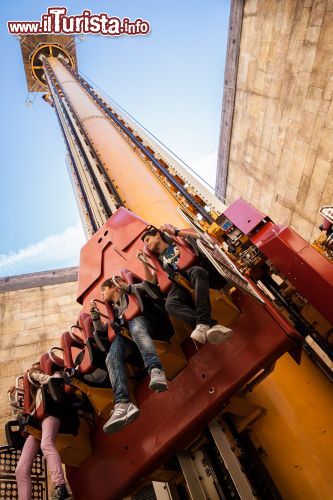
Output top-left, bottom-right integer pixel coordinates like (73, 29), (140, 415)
(90, 277), (168, 435)
(139, 224), (233, 345)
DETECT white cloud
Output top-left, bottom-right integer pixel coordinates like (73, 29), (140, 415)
(0, 222), (86, 277)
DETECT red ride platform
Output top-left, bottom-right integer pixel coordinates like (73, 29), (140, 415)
(66, 289), (302, 500)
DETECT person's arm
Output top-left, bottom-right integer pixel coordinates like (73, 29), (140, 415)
(112, 276), (132, 294)
(89, 301), (108, 333)
(30, 370), (51, 385)
(30, 368), (64, 386)
(136, 250), (157, 284)
(159, 223), (199, 240)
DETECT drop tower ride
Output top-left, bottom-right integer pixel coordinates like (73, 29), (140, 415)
(17, 35), (333, 500)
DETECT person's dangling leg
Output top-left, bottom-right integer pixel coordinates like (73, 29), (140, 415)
(186, 266), (233, 345)
(185, 266), (212, 325)
(16, 435), (40, 500)
(105, 335), (131, 404)
(40, 416), (64, 487)
(128, 316), (168, 392)
(128, 316), (162, 373)
(165, 282), (196, 328)
(103, 335), (140, 434)
(40, 416), (72, 499)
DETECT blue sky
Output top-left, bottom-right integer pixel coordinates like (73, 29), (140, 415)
(0, 0), (230, 277)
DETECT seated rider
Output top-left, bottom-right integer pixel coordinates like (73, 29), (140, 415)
(90, 277), (168, 435)
(138, 224), (233, 345)
(15, 362), (71, 500)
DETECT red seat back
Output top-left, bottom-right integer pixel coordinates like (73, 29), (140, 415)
(120, 269), (143, 322)
(23, 373), (33, 414)
(23, 372), (45, 420)
(144, 235), (197, 293)
(120, 269), (142, 285)
(61, 330), (96, 375)
(61, 331), (85, 369)
(76, 313), (101, 372)
(78, 313), (94, 339)
(39, 352), (64, 375)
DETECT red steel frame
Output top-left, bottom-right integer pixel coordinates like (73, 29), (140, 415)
(67, 264), (302, 498)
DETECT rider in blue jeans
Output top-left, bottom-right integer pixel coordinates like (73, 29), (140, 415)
(90, 277), (167, 435)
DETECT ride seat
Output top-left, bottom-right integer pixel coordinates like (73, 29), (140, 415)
(60, 320), (113, 418)
(61, 327), (108, 380)
(22, 372), (46, 422)
(20, 360), (89, 467)
(40, 351), (64, 373)
(79, 312), (94, 339)
(77, 313), (106, 374)
(144, 234), (198, 293)
(120, 269), (147, 321)
(61, 329), (85, 370)
(39, 350), (67, 402)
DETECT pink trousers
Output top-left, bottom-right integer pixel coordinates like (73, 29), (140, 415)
(16, 416), (65, 500)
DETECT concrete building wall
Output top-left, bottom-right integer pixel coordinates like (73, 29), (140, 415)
(0, 268), (80, 445)
(217, 0), (333, 241)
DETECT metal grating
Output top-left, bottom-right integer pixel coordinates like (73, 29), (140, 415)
(0, 446), (48, 500)
(133, 483), (157, 500)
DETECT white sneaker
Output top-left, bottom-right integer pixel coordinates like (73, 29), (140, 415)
(206, 324), (233, 344)
(190, 324), (210, 344)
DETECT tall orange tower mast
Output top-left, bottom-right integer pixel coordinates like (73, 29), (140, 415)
(19, 35), (226, 238)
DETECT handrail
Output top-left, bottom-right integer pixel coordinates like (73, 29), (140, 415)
(69, 325), (85, 343)
(48, 347), (64, 366)
(7, 388), (24, 410)
(27, 370), (41, 389)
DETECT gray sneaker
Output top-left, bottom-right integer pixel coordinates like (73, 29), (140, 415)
(149, 368), (168, 392)
(206, 324), (233, 344)
(103, 402), (140, 434)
